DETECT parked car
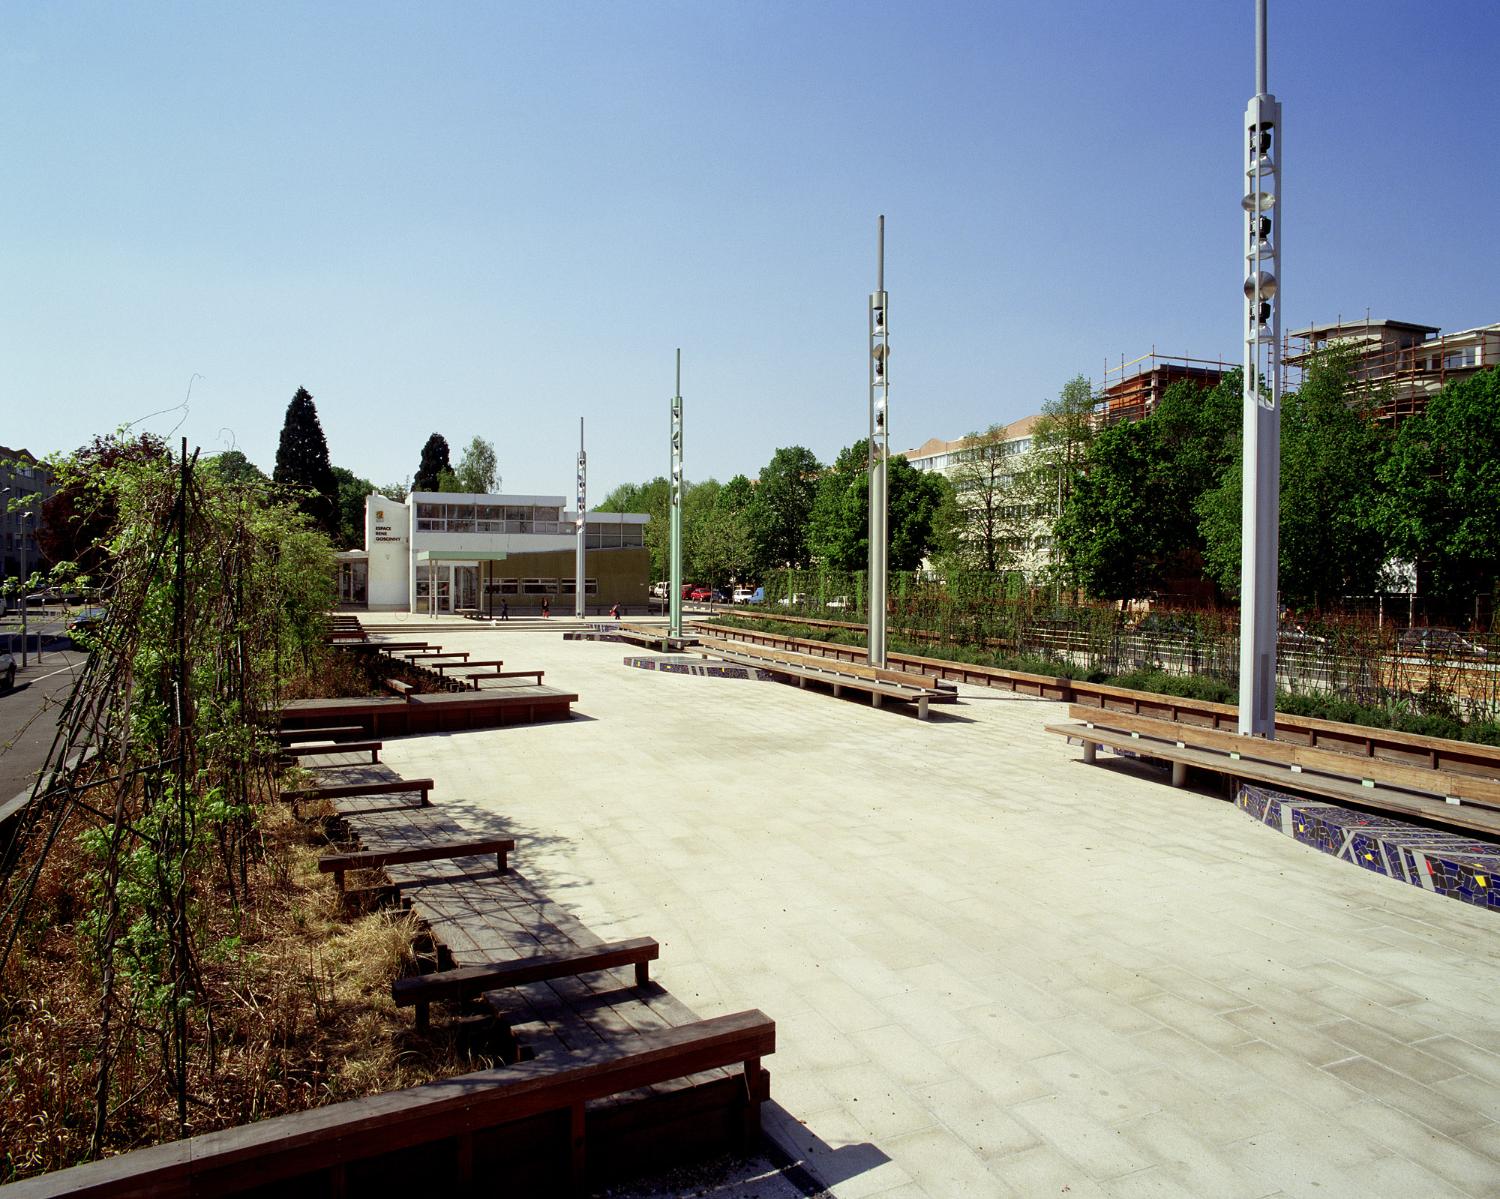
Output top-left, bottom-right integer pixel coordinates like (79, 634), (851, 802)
(732, 587), (756, 604)
(688, 585), (714, 603)
(777, 593), (807, 607)
(650, 581), (669, 600)
(0, 643), (15, 691)
(825, 595), (852, 610)
(1399, 628), (1487, 658)
(68, 607), (109, 640)
(749, 586), (764, 604)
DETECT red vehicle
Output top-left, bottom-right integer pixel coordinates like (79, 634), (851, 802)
(688, 585), (714, 602)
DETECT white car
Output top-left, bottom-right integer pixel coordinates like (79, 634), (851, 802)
(777, 593), (807, 607)
(826, 595), (852, 610)
(732, 587), (755, 604)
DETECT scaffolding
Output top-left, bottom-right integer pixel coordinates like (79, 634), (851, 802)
(1284, 319), (1500, 423)
(1098, 348), (1233, 424)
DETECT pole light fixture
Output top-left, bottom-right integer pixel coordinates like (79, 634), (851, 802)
(1238, 0), (1282, 738)
(575, 418), (587, 621)
(867, 216), (890, 669)
(669, 350), (684, 640)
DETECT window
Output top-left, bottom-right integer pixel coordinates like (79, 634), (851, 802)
(560, 579), (598, 595)
(415, 502), (443, 531)
(1443, 348), (1477, 370)
(522, 578), (557, 594)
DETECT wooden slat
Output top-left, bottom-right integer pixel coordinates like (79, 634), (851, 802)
(0, 1011), (775, 1199)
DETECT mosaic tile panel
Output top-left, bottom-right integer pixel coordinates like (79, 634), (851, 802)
(563, 631), (624, 642)
(1238, 784), (1500, 913)
(622, 655), (773, 681)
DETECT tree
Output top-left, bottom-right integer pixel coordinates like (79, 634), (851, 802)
(1056, 373), (1241, 601)
(746, 446), (822, 575)
(455, 436), (499, 494)
(330, 465), (375, 549)
(1380, 365), (1500, 609)
(208, 450), (267, 486)
(37, 433), (172, 580)
(1012, 375), (1099, 584)
(805, 441), (952, 573)
(412, 434), (451, 492)
(945, 424), (1021, 573)
(272, 387), (339, 538)
(1197, 347), (1389, 608)
(436, 468), (463, 493)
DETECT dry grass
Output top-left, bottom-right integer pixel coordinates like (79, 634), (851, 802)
(0, 791), (505, 1182)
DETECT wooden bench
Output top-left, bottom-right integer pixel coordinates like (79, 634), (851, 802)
(696, 635), (947, 719)
(1046, 707), (1500, 839)
(276, 724), (366, 745)
(469, 669), (546, 686)
(318, 836), (515, 892)
(384, 678), (414, 699)
(371, 641), (432, 652)
(435, 659), (504, 672)
(0, 1009), (775, 1197)
(393, 937), (660, 1031)
(280, 778), (434, 808)
(405, 651), (470, 662)
(280, 740), (382, 764)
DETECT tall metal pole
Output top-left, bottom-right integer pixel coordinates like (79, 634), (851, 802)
(669, 350), (684, 639)
(19, 506), (29, 668)
(575, 417), (587, 620)
(868, 216), (890, 668)
(1238, 0), (1282, 737)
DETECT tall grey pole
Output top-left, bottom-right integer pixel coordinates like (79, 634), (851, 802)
(19, 506), (29, 668)
(669, 350), (684, 639)
(1238, 0), (1282, 737)
(868, 216), (890, 668)
(575, 417), (587, 620)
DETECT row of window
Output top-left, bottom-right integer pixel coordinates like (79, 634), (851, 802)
(481, 578), (600, 595)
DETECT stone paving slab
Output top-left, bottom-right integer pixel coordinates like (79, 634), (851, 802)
(370, 628), (1500, 1198)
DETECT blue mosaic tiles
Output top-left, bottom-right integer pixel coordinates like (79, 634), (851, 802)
(623, 655), (774, 681)
(1238, 784), (1500, 912)
(563, 631), (625, 642)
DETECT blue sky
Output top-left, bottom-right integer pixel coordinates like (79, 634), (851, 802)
(3, 1), (1496, 500)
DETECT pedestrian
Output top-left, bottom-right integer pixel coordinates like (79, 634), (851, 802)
(542, 597), (550, 618)
(610, 602), (620, 620)
(500, 598), (509, 621)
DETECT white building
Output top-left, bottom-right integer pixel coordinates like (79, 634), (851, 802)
(337, 491), (650, 614)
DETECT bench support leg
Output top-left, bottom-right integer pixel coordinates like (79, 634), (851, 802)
(1082, 741), (1097, 765)
(569, 1101), (587, 1192)
(634, 961), (650, 986)
(333, 868), (346, 893)
(740, 1058), (763, 1147)
(415, 1000), (430, 1033)
(1171, 761), (1187, 788)
(872, 692), (882, 709)
(497, 848), (509, 874)
(917, 696), (929, 720)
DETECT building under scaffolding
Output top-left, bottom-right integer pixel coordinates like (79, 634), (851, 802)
(1285, 318), (1500, 423)
(1098, 350), (1230, 425)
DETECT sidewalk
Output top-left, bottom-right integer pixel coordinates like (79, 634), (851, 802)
(378, 629), (1500, 1198)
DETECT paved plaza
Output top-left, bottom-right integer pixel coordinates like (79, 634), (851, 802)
(375, 622), (1500, 1198)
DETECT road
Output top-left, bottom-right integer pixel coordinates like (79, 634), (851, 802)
(0, 613), (88, 801)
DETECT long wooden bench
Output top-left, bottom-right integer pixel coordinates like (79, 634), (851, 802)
(0, 1009), (775, 1198)
(280, 740), (382, 764)
(437, 658), (504, 672)
(280, 777), (434, 808)
(405, 651), (470, 662)
(319, 836), (515, 892)
(469, 669), (546, 686)
(394, 937), (660, 1031)
(1047, 707), (1500, 839)
(696, 635), (948, 719)
(276, 724), (366, 745)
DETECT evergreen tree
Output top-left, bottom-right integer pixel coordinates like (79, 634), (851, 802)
(272, 387), (338, 538)
(413, 434), (451, 492)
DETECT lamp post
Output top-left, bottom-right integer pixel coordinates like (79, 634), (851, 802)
(575, 417), (587, 620)
(669, 350), (684, 640)
(1238, 0), (1282, 737)
(868, 216), (890, 668)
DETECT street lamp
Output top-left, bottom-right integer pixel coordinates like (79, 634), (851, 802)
(669, 350), (684, 640)
(1238, 0), (1282, 738)
(868, 216), (890, 668)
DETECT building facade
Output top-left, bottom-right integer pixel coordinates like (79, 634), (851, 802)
(337, 491), (650, 614)
(1286, 318), (1499, 422)
(0, 446), (52, 587)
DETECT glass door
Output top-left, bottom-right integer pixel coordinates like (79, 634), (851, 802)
(454, 566), (479, 612)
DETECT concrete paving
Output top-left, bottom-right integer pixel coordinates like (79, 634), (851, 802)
(373, 621), (1500, 1198)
